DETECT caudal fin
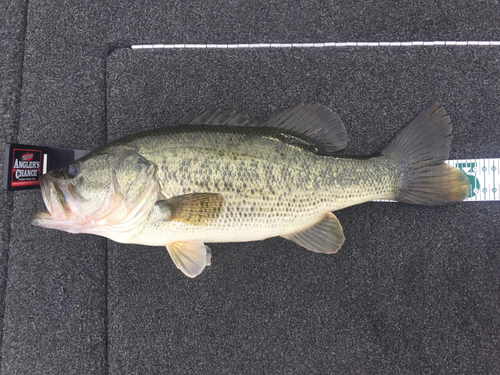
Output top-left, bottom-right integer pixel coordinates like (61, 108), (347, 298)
(382, 102), (470, 205)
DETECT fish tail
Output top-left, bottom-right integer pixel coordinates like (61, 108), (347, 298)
(381, 102), (470, 205)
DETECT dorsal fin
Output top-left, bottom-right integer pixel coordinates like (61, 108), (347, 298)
(184, 104), (348, 154)
(261, 104), (348, 153)
(184, 108), (258, 127)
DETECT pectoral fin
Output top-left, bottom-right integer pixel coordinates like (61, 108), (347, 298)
(281, 212), (344, 254)
(157, 193), (224, 225)
(166, 241), (211, 278)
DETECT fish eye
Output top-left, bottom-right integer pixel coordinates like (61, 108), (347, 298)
(66, 163), (80, 178)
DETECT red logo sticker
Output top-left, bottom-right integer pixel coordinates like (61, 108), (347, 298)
(11, 148), (42, 187)
(22, 152), (34, 161)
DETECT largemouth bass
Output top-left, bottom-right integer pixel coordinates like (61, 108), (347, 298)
(32, 103), (469, 277)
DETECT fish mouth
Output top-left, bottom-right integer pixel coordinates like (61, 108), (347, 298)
(31, 174), (99, 233)
(31, 174), (75, 226)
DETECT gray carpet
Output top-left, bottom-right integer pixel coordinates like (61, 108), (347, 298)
(1, 0), (499, 374)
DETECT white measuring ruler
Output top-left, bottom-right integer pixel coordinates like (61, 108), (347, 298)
(131, 41), (500, 49)
(449, 159), (499, 202)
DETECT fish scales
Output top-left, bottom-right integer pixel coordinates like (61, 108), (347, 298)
(124, 126), (398, 245)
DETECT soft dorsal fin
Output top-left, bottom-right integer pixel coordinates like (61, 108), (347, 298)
(184, 108), (258, 127)
(262, 104), (348, 153)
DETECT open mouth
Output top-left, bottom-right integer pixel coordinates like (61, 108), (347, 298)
(31, 172), (112, 234)
(32, 174), (73, 223)
(31, 175), (85, 232)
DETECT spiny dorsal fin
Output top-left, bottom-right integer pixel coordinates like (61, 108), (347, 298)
(281, 212), (345, 254)
(184, 108), (258, 127)
(262, 104), (348, 154)
(157, 193), (224, 225)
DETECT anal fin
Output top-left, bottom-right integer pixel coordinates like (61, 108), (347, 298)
(281, 212), (345, 254)
(166, 241), (211, 278)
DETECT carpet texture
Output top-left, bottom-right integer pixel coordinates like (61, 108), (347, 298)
(1, 0), (499, 374)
